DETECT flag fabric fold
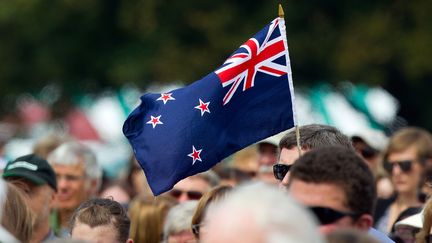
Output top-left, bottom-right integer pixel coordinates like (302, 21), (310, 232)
(123, 17), (296, 195)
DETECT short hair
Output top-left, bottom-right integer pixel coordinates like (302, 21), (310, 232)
(1, 182), (33, 242)
(48, 141), (102, 189)
(279, 124), (353, 150)
(69, 198), (130, 243)
(191, 185), (232, 238)
(163, 201), (198, 241)
(203, 182), (324, 243)
(384, 127), (432, 163)
(289, 146), (376, 215)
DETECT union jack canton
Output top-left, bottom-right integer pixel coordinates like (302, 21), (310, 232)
(123, 17), (297, 195)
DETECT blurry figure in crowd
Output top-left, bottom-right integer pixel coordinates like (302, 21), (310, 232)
(288, 146), (392, 242)
(375, 127), (432, 233)
(47, 141), (102, 237)
(3, 154), (58, 242)
(168, 171), (219, 202)
(163, 201), (198, 243)
(255, 134), (282, 184)
(126, 157), (153, 197)
(326, 229), (379, 243)
(388, 207), (422, 242)
(1, 180), (34, 243)
(274, 124), (353, 187)
(231, 146), (259, 177)
(351, 130), (394, 199)
(33, 133), (69, 160)
(191, 185), (232, 240)
(129, 194), (177, 243)
(416, 197), (432, 243)
(201, 182), (324, 243)
(70, 198), (133, 243)
(213, 166), (252, 186)
(99, 181), (133, 209)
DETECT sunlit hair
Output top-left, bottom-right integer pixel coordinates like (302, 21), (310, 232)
(191, 185), (232, 238)
(70, 198), (130, 243)
(129, 194), (177, 243)
(416, 198), (432, 243)
(384, 127), (432, 163)
(48, 141), (102, 190)
(279, 124), (353, 150)
(1, 182), (34, 243)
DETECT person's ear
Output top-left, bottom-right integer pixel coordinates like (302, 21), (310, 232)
(353, 214), (373, 231)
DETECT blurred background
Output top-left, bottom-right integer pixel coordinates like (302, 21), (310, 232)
(0, 0), (430, 176)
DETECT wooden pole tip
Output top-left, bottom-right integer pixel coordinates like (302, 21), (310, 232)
(278, 4), (285, 18)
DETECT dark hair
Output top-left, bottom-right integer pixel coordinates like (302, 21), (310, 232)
(279, 124), (353, 150)
(289, 146), (376, 215)
(69, 198), (130, 242)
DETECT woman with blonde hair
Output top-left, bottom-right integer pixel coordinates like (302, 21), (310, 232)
(128, 194), (177, 243)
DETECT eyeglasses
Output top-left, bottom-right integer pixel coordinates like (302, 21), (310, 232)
(273, 164), (292, 180)
(191, 223), (202, 236)
(383, 160), (413, 174)
(169, 189), (203, 200)
(309, 206), (359, 225)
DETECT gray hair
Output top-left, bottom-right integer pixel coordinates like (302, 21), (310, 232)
(203, 182), (324, 243)
(47, 142), (102, 188)
(163, 201), (198, 241)
(279, 124), (353, 150)
(195, 170), (220, 187)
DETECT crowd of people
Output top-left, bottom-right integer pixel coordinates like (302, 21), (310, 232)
(1, 123), (432, 243)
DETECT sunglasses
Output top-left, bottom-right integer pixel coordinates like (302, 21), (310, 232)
(383, 160), (413, 174)
(309, 206), (359, 225)
(169, 189), (203, 200)
(273, 164), (292, 180)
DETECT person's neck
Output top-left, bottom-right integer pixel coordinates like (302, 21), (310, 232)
(30, 221), (50, 243)
(396, 190), (419, 206)
(59, 208), (74, 228)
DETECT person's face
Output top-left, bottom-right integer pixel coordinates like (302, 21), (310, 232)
(71, 222), (119, 243)
(387, 146), (423, 194)
(277, 147), (305, 187)
(289, 180), (364, 234)
(258, 143), (278, 167)
(167, 230), (197, 243)
(53, 162), (90, 210)
(9, 179), (54, 227)
(170, 177), (211, 202)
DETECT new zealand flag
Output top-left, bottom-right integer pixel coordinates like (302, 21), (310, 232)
(123, 17), (296, 195)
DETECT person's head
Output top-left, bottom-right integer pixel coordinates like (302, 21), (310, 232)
(70, 198), (133, 243)
(170, 171), (219, 202)
(257, 142), (278, 167)
(201, 182), (324, 243)
(383, 127), (432, 195)
(275, 124), (353, 186)
(48, 141), (102, 211)
(1, 181), (34, 243)
(129, 195), (176, 243)
(3, 154), (57, 230)
(163, 201), (198, 243)
(191, 185), (232, 239)
(288, 146), (376, 234)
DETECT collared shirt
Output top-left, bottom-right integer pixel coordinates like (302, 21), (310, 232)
(369, 227), (395, 243)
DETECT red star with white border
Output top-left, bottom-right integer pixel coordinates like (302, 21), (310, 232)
(194, 99), (210, 116)
(146, 115), (163, 128)
(188, 145), (202, 165)
(156, 93), (175, 104)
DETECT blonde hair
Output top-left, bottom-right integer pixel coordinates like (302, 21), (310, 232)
(416, 198), (432, 243)
(385, 127), (432, 162)
(1, 183), (34, 243)
(129, 195), (177, 243)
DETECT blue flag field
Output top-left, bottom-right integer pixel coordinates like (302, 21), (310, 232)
(123, 17), (297, 195)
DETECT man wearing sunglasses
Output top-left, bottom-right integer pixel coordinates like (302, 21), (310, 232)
(288, 146), (393, 243)
(273, 124), (353, 187)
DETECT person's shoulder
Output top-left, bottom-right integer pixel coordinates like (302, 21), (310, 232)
(368, 227), (395, 243)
